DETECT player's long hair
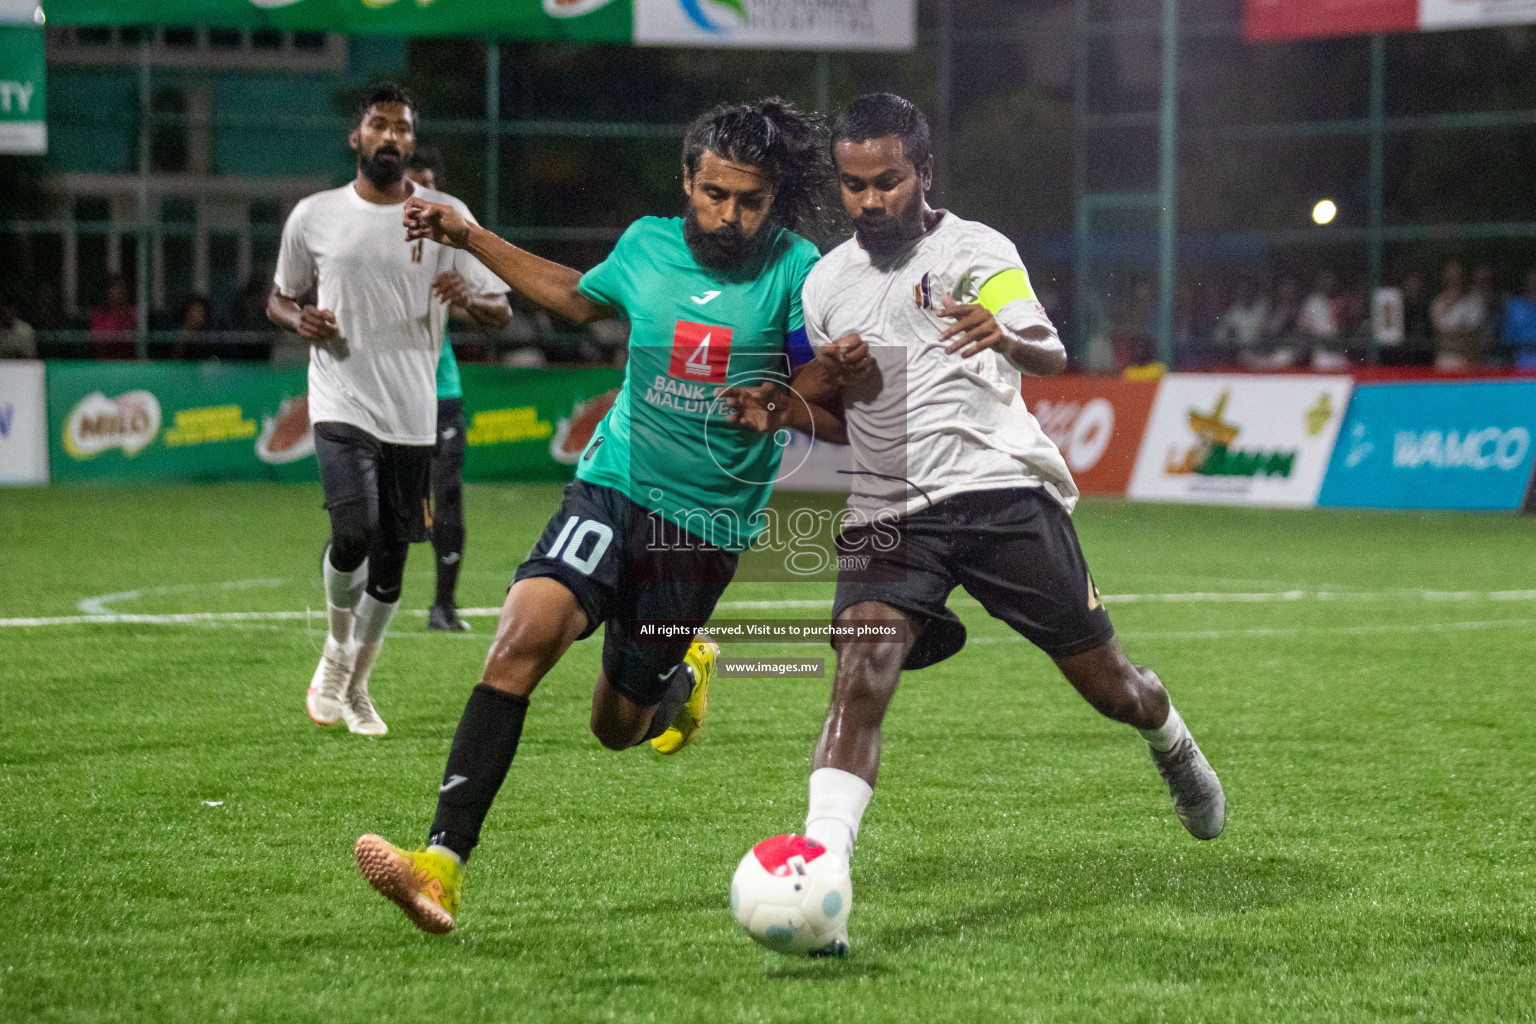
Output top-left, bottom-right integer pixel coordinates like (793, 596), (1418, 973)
(682, 98), (840, 244)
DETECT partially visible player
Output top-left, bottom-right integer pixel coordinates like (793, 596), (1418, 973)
(731, 94), (1225, 956)
(404, 147), (475, 632)
(270, 84), (510, 736)
(353, 99), (843, 934)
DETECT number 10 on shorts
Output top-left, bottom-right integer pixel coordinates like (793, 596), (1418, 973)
(548, 516), (614, 575)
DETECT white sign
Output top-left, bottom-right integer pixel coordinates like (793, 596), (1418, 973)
(1420, 0), (1536, 31)
(1128, 374), (1354, 508)
(0, 360), (48, 484)
(634, 0), (916, 50)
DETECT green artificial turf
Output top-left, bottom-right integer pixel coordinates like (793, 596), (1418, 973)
(1, 484), (1533, 1023)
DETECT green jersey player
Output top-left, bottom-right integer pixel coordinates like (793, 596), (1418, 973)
(354, 99), (839, 935)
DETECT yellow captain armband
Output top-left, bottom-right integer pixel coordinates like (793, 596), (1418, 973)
(976, 268), (1036, 315)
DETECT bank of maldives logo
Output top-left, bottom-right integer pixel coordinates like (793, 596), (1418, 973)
(670, 320), (733, 383)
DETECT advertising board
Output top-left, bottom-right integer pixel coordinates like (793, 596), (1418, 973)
(1020, 377), (1159, 495)
(1127, 374), (1353, 507)
(0, 359), (48, 484)
(1318, 380), (1536, 511)
(44, 360), (626, 486)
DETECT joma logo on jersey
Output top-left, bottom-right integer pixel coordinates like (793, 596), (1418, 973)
(669, 320), (732, 383)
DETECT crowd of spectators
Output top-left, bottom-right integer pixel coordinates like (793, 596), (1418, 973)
(7, 259), (1536, 375)
(0, 269), (629, 368)
(1106, 260), (1536, 374)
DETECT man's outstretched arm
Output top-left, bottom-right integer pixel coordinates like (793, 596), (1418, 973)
(404, 197), (609, 325)
(721, 334), (873, 446)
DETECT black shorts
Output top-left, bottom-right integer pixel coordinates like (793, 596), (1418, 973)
(833, 487), (1115, 670)
(512, 479), (738, 705)
(313, 421), (433, 547)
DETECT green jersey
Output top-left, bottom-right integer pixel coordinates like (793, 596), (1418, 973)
(435, 331), (462, 401)
(574, 216), (819, 553)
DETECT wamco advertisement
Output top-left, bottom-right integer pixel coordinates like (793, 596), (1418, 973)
(1318, 380), (1536, 512)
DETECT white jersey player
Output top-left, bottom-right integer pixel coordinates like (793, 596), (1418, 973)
(269, 84), (509, 736)
(730, 93), (1225, 957)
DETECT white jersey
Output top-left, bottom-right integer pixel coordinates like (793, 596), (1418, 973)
(803, 212), (1078, 520)
(274, 181), (507, 446)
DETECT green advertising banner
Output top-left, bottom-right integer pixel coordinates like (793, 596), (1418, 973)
(45, 0), (916, 49)
(0, 7), (46, 155)
(48, 360), (317, 483)
(45, 359), (623, 485)
(459, 363), (621, 482)
(43, 0), (632, 40)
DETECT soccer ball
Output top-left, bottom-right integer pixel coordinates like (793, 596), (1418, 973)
(730, 834), (851, 956)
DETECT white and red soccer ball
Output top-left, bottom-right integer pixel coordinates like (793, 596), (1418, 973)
(730, 834), (851, 955)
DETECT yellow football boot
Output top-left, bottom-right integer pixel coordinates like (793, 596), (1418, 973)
(355, 834), (463, 934)
(649, 636), (719, 755)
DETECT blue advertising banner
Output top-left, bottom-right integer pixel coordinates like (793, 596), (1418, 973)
(1319, 381), (1536, 511)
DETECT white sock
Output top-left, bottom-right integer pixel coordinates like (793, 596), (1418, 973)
(350, 592), (399, 688)
(427, 843), (463, 865)
(804, 767), (874, 863)
(1138, 705), (1189, 752)
(323, 551), (368, 646)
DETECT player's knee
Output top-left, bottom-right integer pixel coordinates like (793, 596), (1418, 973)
(365, 542), (408, 603)
(1092, 663), (1162, 723)
(485, 616), (565, 685)
(589, 714), (636, 751)
(834, 640), (905, 706)
(328, 504), (377, 571)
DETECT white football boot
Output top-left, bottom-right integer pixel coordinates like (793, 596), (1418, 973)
(1150, 733), (1226, 840)
(341, 642), (388, 736)
(306, 636), (354, 726)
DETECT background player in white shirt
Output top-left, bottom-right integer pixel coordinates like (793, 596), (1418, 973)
(733, 94), (1224, 956)
(269, 84), (510, 736)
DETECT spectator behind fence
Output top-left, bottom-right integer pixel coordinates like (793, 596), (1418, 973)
(1402, 268), (1432, 346)
(1504, 268), (1536, 372)
(1297, 270), (1339, 340)
(175, 294), (213, 360)
(29, 280), (85, 333)
(1298, 269), (1355, 370)
(0, 304), (36, 359)
(1212, 276), (1268, 362)
(1112, 275), (1157, 370)
(89, 274), (138, 359)
(1431, 261), (1485, 371)
(1472, 262), (1500, 353)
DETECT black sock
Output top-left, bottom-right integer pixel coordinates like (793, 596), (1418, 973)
(429, 685), (529, 862)
(434, 550), (462, 610)
(640, 663), (693, 743)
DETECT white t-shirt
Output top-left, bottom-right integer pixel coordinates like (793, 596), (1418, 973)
(274, 182), (507, 446)
(803, 212), (1078, 521)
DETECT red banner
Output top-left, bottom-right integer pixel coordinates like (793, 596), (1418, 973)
(1021, 377), (1160, 495)
(1244, 0), (1416, 41)
(1245, 0), (1536, 41)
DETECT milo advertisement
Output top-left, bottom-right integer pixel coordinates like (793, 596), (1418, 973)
(46, 360), (623, 485)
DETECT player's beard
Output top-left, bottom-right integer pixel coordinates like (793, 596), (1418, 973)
(683, 205), (760, 270)
(853, 190), (923, 259)
(359, 144), (406, 190)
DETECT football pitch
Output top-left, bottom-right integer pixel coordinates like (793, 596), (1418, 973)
(2, 483), (1533, 1023)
